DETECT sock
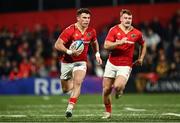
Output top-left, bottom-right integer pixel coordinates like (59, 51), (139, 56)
(105, 103), (112, 113)
(69, 97), (77, 105)
(67, 103), (74, 110)
(67, 97), (77, 110)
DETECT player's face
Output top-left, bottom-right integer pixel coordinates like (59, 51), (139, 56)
(120, 13), (132, 28)
(77, 13), (91, 28)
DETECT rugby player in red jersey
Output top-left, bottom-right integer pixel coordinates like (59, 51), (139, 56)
(54, 8), (102, 118)
(102, 9), (147, 119)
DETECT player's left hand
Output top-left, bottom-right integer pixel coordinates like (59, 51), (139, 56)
(72, 49), (82, 56)
(95, 52), (102, 65)
(133, 58), (143, 66)
(96, 56), (102, 65)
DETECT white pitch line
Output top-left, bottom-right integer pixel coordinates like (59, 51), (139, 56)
(42, 96), (50, 100)
(61, 98), (68, 103)
(162, 113), (180, 117)
(41, 114), (99, 117)
(41, 114), (62, 117)
(0, 113), (155, 118)
(0, 114), (98, 118)
(8, 104), (180, 108)
(0, 115), (26, 118)
(124, 107), (146, 112)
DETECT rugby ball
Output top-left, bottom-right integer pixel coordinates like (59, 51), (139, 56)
(69, 40), (84, 54)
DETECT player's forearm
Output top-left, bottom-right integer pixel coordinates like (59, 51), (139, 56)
(104, 41), (119, 50)
(91, 40), (100, 53)
(91, 40), (101, 58)
(139, 42), (146, 60)
(54, 39), (69, 54)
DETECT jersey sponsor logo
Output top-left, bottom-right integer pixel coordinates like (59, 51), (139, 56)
(86, 32), (91, 38)
(131, 34), (136, 38)
(83, 40), (90, 44)
(125, 41), (135, 44)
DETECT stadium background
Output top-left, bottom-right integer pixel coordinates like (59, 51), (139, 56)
(0, 0), (180, 122)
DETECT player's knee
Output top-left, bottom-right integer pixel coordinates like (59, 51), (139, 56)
(62, 87), (69, 93)
(114, 84), (125, 91)
(73, 79), (82, 86)
(103, 86), (112, 95)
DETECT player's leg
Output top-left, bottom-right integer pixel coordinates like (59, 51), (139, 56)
(71, 70), (86, 98)
(65, 70), (86, 118)
(61, 79), (73, 94)
(102, 77), (114, 119)
(65, 62), (86, 118)
(114, 75), (127, 99)
(60, 63), (73, 94)
(114, 66), (132, 99)
(102, 60), (116, 119)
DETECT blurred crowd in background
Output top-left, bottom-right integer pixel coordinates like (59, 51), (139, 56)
(0, 10), (179, 81)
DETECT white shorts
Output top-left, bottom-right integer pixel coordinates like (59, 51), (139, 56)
(60, 61), (87, 80)
(103, 60), (132, 80)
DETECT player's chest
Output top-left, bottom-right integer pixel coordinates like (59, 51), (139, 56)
(115, 32), (139, 42)
(71, 30), (93, 42)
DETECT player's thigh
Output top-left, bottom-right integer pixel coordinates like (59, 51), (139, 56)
(60, 62), (73, 80)
(103, 60), (116, 78)
(114, 66), (132, 87)
(114, 75), (127, 88)
(72, 61), (87, 84)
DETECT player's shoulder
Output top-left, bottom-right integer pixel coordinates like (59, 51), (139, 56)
(109, 25), (119, 32)
(64, 24), (75, 32)
(86, 27), (96, 36)
(132, 27), (142, 35)
(87, 26), (96, 32)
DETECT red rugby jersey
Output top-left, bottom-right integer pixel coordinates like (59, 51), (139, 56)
(105, 25), (145, 66)
(58, 24), (97, 63)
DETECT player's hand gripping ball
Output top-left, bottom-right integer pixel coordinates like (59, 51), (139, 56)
(69, 40), (84, 55)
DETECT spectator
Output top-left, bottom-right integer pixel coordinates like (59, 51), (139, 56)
(155, 50), (170, 78)
(144, 27), (161, 52)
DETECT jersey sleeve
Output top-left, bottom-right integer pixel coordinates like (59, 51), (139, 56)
(58, 27), (72, 43)
(91, 29), (97, 41)
(137, 32), (145, 45)
(105, 27), (116, 42)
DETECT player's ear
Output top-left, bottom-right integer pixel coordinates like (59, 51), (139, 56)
(120, 15), (123, 22)
(77, 15), (80, 21)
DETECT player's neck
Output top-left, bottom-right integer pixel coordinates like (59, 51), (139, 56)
(75, 23), (87, 34)
(119, 24), (133, 34)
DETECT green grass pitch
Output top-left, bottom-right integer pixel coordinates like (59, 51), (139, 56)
(0, 94), (180, 122)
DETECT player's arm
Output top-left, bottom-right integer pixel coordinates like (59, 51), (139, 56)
(54, 38), (73, 55)
(104, 40), (118, 50)
(139, 41), (146, 61)
(133, 42), (147, 66)
(91, 40), (100, 54)
(91, 40), (102, 65)
(104, 37), (128, 50)
(138, 42), (146, 65)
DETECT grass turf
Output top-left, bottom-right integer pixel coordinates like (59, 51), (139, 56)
(0, 94), (180, 122)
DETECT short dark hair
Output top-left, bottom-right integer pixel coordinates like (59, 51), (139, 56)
(120, 9), (132, 17)
(77, 8), (91, 16)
